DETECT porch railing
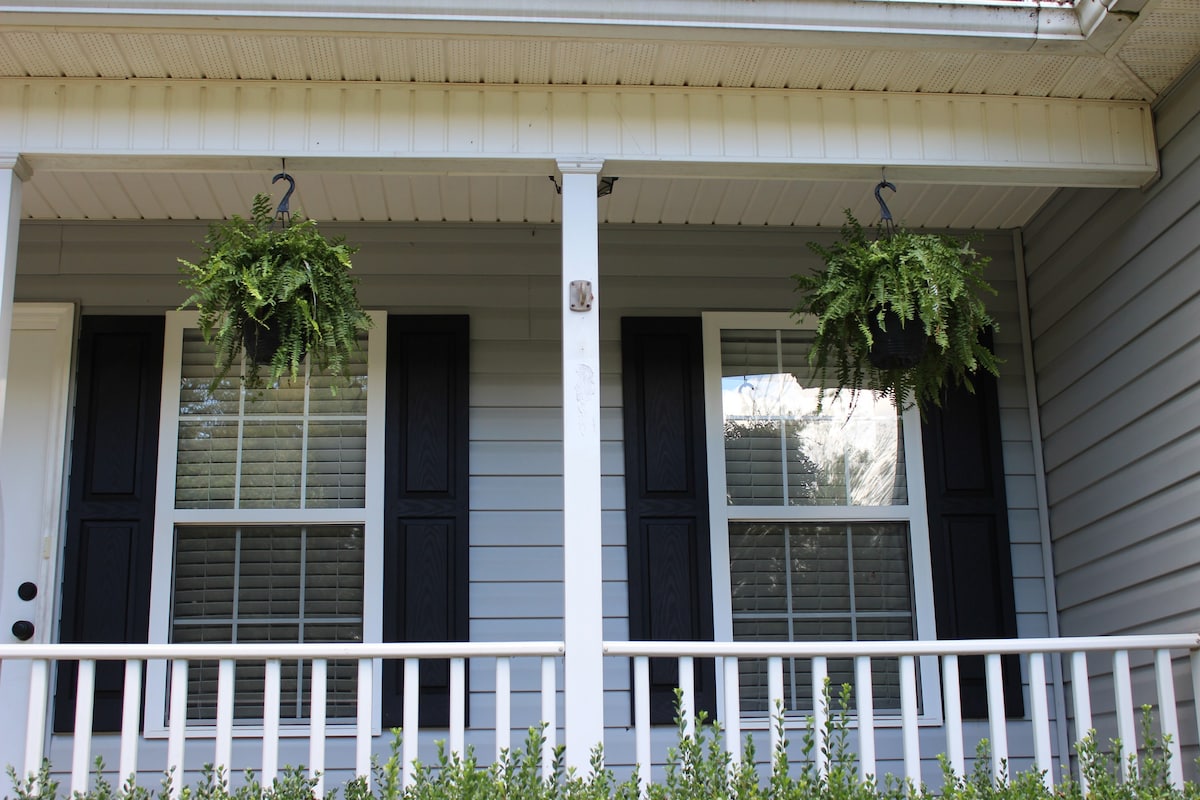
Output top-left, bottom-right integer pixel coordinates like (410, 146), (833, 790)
(0, 641), (564, 796)
(2, 634), (1198, 796)
(606, 634), (1200, 793)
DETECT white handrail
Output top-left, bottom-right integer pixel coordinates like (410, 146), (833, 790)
(604, 634), (1200, 658)
(0, 641), (565, 660)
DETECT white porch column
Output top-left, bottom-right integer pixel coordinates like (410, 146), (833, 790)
(0, 155), (29, 449)
(557, 158), (605, 770)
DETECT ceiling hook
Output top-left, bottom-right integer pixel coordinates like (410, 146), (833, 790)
(874, 179), (897, 223)
(272, 171), (296, 226)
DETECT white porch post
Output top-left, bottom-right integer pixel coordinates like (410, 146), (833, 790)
(557, 158), (605, 770)
(0, 155), (29, 449)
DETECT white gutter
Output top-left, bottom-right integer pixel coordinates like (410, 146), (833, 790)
(0, 0), (1093, 52)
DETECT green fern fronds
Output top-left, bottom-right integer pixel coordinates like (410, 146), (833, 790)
(179, 192), (372, 390)
(794, 210), (999, 412)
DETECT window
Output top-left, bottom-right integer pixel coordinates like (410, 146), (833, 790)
(147, 311), (385, 730)
(703, 313), (938, 720)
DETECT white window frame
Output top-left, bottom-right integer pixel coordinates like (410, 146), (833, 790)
(144, 309), (387, 738)
(701, 311), (942, 727)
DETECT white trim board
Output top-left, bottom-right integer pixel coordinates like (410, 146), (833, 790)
(1, 81), (1157, 188)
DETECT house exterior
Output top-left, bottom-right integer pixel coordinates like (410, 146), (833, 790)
(0, 0), (1198, 793)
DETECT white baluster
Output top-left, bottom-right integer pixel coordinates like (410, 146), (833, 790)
(985, 654), (1007, 783)
(357, 659), (373, 782)
(495, 658), (511, 762)
(309, 659), (327, 797)
(767, 657), (784, 761)
(1069, 651), (1092, 795)
(263, 660), (281, 785)
(942, 655), (964, 778)
(21, 660), (49, 785)
(120, 660), (143, 785)
(724, 656), (741, 765)
(541, 656), (557, 781)
(855, 656), (875, 781)
(215, 659), (234, 787)
(1029, 653), (1052, 790)
(449, 658), (465, 757)
(1113, 650), (1136, 779)
(679, 656), (695, 737)
(71, 660), (96, 797)
(900, 655), (919, 786)
(168, 660), (188, 800)
(402, 659), (419, 789)
(633, 656), (650, 799)
(812, 656), (828, 777)
(1154, 649), (1183, 790)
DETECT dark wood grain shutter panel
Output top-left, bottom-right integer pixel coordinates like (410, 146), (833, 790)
(55, 316), (163, 732)
(621, 317), (716, 724)
(922, 335), (1024, 719)
(382, 316), (469, 729)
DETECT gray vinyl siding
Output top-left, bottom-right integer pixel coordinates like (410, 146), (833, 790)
(19, 219), (1050, 779)
(1021, 66), (1200, 757)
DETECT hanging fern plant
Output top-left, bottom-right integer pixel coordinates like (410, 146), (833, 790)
(179, 192), (372, 390)
(793, 210), (1000, 412)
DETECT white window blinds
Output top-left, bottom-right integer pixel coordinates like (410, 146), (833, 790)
(176, 329), (368, 510)
(161, 320), (376, 725)
(172, 525), (364, 720)
(714, 322), (920, 718)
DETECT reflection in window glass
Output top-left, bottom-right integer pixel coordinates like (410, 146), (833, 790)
(720, 329), (906, 507)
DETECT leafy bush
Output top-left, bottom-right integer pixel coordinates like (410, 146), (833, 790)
(7, 693), (1196, 800)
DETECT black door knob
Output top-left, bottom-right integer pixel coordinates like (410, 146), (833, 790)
(11, 620), (34, 641)
(17, 582), (37, 601)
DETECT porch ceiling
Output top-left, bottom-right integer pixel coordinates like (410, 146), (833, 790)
(20, 170), (1056, 229)
(0, 1), (1198, 103)
(4, 0), (1191, 228)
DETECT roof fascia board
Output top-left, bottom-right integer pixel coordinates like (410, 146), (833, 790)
(2, 78), (1158, 189)
(0, 1), (1092, 52)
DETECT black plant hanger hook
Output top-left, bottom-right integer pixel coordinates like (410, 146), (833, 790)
(272, 170), (295, 227)
(874, 174), (897, 238)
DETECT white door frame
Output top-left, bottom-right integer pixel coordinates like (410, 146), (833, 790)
(0, 302), (76, 773)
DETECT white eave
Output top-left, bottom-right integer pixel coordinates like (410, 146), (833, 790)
(1, 0), (1193, 224)
(0, 1), (1091, 50)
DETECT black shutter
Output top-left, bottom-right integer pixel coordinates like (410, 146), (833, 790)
(382, 316), (470, 729)
(922, 340), (1024, 719)
(621, 317), (716, 724)
(55, 316), (163, 733)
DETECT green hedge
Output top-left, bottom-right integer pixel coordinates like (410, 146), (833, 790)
(8, 687), (1196, 800)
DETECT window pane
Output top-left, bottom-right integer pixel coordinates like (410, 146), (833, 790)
(852, 524), (913, 613)
(171, 525), (364, 722)
(306, 422), (367, 508)
(729, 522), (914, 715)
(176, 421), (238, 509)
(240, 422), (303, 509)
(174, 331), (368, 510)
(721, 329), (906, 507)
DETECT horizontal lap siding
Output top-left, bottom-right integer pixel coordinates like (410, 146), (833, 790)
(17, 220), (1047, 773)
(1022, 68), (1200, 759)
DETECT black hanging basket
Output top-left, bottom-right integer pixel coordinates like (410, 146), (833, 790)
(867, 308), (927, 370)
(242, 318), (283, 367)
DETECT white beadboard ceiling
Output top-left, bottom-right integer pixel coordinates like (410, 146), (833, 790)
(20, 171), (1057, 230)
(3, 0), (1196, 226)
